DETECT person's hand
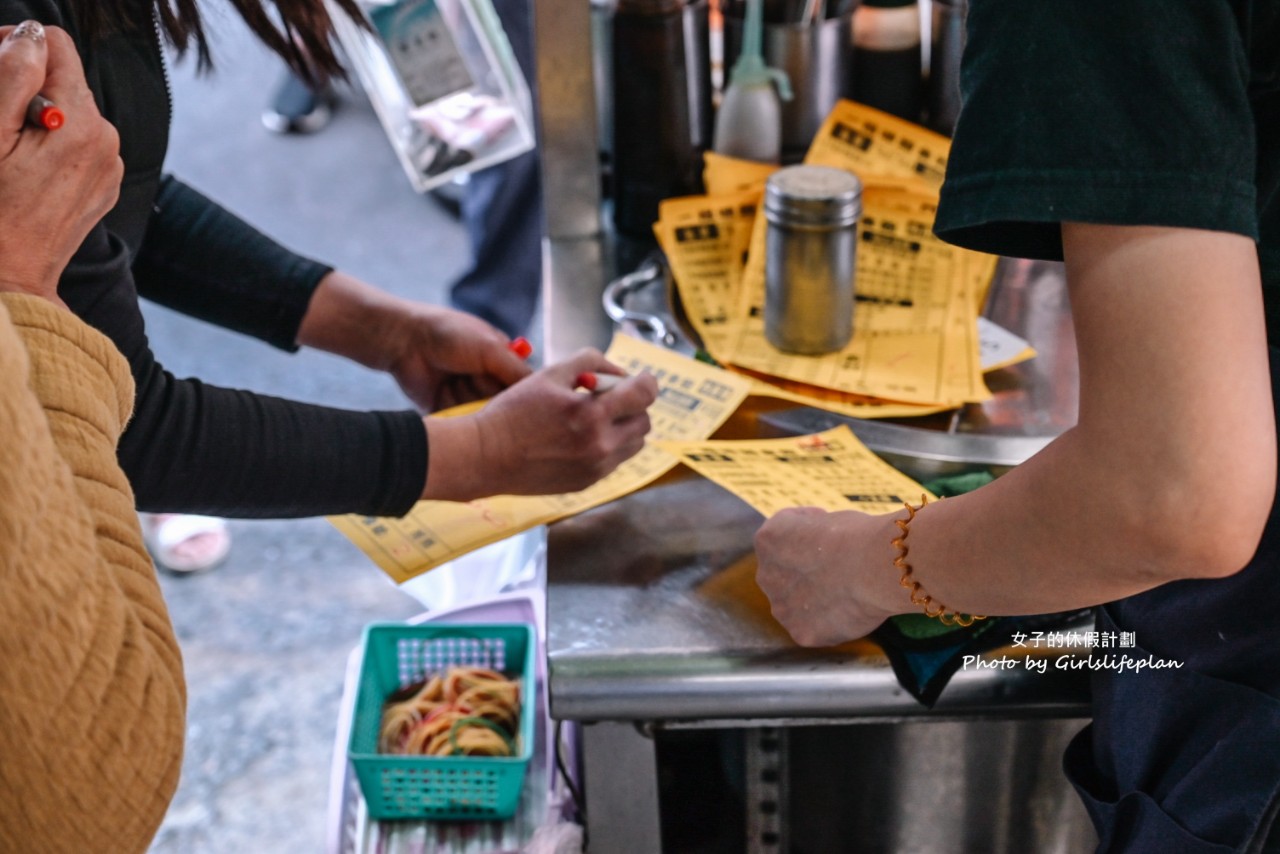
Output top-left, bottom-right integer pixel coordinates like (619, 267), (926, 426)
(422, 349), (659, 500)
(384, 302), (531, 410)
(296, 272), (531, 410)
(754, 506), (903, 647)
(0, 22), (122, 304)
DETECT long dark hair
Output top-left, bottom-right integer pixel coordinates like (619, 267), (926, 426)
(73, 0), (366, 82)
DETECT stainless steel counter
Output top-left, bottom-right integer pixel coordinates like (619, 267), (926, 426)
(541, 238), (1088, 724)
(545, 469), (1093, 724)
(530, 4), (1095, 847)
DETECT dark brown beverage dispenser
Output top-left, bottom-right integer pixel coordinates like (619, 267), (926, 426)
(610, 0), (713, 237)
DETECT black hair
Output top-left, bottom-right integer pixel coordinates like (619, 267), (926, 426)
(72, 0), (366, 83)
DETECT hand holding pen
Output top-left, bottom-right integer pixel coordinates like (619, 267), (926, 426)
(421, 348), (659, 500)
(0, 20), (123, 305)
(575, 371), (624, 393)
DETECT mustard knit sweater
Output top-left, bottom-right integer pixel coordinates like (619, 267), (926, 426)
(0, 294), (186, 853)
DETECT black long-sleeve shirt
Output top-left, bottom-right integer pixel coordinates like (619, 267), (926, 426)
(4, 0), (428, 518)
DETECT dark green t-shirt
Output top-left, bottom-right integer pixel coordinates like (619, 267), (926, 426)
(934, 0), (1280, 342)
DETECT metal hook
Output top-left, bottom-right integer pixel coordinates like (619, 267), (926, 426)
(602, 256), (678, 348)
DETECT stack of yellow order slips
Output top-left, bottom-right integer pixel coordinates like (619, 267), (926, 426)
(654, 100), (1031, 417)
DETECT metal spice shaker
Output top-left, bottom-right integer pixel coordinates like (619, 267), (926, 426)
(764, 165), (863, 354)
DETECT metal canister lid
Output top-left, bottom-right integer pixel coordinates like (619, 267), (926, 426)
(764, 165), (863, 227)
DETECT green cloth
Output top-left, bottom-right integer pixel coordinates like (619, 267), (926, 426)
(922, 470), (993, 500)
(934, 0), (1280, 344)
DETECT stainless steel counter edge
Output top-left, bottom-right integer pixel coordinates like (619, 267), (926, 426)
(548, 649), (1092, 722)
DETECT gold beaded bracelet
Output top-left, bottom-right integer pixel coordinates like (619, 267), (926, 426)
(891, 495), (987, 628)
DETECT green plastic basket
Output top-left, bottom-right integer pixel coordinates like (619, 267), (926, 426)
(348, 622), (536, 821)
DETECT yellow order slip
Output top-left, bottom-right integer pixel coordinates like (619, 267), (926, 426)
(802, 101), (1003, 312)
(804, 99), (950, 195)
(676, 100), (957, 341)
(736, 368), (951, 419)
(329, 333), (752, 583)
(656, 425), (934, 518)
(702, 100), (947, 201)
(653, 189), (761, 361)
(850, 175), (1000, 312)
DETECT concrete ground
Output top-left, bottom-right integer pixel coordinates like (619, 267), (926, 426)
(143, 14), (484, 852)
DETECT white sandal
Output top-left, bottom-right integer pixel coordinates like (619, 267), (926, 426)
(139, 513), (232, 574)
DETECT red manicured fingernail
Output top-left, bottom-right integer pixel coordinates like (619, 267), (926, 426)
(508, 337), (533, 359)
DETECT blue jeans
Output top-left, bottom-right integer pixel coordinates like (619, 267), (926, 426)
(448, 0), (543, 339)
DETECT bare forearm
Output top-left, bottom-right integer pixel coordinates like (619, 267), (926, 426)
(863, 225), (1276, 619)
(296, 271), (531, 415)
(874, 431), (1190, 618)
(296, 270), (407, 369)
